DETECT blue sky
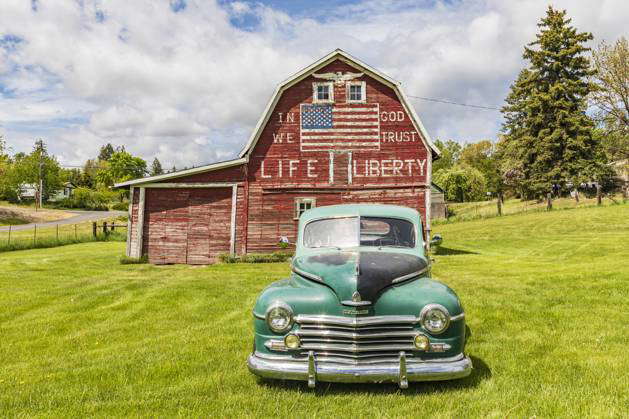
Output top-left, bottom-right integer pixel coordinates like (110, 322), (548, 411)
(0, 0), (626, 168)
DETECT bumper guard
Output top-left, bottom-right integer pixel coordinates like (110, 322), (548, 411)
(248, 351), (472, 389)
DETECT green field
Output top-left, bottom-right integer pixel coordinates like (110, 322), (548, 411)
(1, 204), (628, 416)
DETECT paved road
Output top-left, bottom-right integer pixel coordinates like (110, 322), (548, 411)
(0, 210), (126, 232)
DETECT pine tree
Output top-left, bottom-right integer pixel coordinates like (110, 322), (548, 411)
(98, 143), (115, 161)
(500, 7), (605, 197)
(150, 158), (164, 176)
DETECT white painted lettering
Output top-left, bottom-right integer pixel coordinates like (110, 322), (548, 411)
(278, 160), (282, 178)
(404, 159), (414, 176)
(273, 133), (283, 143)
(381, 160), (392, 177)
(369, 160), (380, 177)
(416, 159), (426, 176)
(286, 113), (294, 123)
(353, 160), (363, 178)
(307, 160), (318, 178)
(289, 160), (298, 177)
(393, 160), (403, 175)
(261, 161), (271, 178)
(286, 133), (294, 143)
(278, 113), (283, 123)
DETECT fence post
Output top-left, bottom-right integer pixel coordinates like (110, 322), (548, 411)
(596, 184), (602, 205)
(497, 192), (502, 216)
(56, 224), (59, 242)
(111, 222), (115, 232)
(103, 221), (108, 235)
(34, 224), (37, 245)
(7, 225), (10, 245)
(547, 193), (552, 211)
(75, 224), (77, 240)
(93, 222), (97, 238)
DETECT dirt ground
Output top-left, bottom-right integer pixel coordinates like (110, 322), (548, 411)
(0, 205), (76, 224)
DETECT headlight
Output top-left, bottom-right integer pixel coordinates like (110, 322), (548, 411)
(265, 303), (293, 333)
(420, 304), (450, 334)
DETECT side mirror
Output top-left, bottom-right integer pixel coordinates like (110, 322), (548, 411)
(430, 234), (443, 247)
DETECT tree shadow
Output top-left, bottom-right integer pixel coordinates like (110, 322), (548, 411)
(255, 355), (491, 395)
(432, 247), (478, 256)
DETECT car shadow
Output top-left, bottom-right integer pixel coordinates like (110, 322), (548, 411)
(432, 247), (478, 256)
(255, 355), (491, 395)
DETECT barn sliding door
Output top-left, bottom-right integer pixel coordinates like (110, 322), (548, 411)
(186, 188), (232, 264)
(144, 187), (233, 265)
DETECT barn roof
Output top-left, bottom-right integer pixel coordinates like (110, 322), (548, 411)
(115, 49), (439, 188)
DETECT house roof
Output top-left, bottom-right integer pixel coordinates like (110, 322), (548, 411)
(115, 49), (439, 188)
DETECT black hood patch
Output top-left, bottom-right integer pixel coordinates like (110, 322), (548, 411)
(357, 252), (427, 303)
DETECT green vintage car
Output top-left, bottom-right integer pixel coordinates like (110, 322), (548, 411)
(247, 204), (472, 388)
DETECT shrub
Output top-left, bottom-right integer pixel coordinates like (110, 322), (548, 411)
(218, 252), (293, 264)
(53, 187), (118, 210)
(119, 255), (148, 264)
(111, 201), (129, 211)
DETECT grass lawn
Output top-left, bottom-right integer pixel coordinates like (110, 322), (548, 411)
(1, 204), (628, 416)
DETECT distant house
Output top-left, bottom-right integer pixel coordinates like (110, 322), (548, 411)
(19, 182), (76, 202)
(49, 182), (76, 202)
(18, 184), (37, 200)
(431, 182), (447, 219)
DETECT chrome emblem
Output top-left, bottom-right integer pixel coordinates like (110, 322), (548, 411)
(352, 291), (362, 302)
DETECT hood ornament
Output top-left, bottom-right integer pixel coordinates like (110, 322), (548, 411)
(352, 291), (362, 302)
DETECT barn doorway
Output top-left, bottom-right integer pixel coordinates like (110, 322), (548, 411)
(143, 187), (234, 264)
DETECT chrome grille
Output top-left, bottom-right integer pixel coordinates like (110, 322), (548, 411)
(294, 314), (419, 364)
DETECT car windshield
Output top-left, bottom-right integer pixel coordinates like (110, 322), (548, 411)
(303, 216), (415, 249)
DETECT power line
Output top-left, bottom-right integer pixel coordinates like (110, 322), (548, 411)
(407, 95), (502, 111)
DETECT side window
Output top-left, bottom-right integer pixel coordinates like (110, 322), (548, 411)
(313, 82), (334, 103)
(346, 81), (366, 103)
(295, 198), (316, 219)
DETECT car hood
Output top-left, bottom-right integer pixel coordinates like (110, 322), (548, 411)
(292, 249), (429, 304)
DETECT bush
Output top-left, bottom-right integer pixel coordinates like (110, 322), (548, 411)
(52, 187), (118, 210)
(119, 255), (148, 264)
(218, 252), (293, 264)
(111, 201), (129, 211)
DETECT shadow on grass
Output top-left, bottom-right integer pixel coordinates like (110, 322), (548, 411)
(256, 355), (491, 395)
(432, 246), (478, 256)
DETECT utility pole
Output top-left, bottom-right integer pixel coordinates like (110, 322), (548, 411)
(39, 160), (43, 210)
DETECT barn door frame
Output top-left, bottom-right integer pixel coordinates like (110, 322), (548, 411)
(133, 182), (240, 259)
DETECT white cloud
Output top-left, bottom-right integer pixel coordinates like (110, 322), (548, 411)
(0, 0), (627, 168)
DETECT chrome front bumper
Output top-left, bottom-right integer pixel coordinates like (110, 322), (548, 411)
(248, 351), (472, 389)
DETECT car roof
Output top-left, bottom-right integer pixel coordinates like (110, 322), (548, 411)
(300, 204), (420, 223)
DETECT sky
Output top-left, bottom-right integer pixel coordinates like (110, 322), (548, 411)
(0, 0), (627, 169)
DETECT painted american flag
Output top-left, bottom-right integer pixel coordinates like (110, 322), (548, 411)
(300, 103), (380, 152)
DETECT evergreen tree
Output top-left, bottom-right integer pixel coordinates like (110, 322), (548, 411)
(150, 158), (164, 176)
(98, 143), (115, 161)
(500, 7), (605, 197)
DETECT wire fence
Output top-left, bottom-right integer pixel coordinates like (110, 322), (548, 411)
(434, 193), (627, 225)
(0, 218), (127, 252)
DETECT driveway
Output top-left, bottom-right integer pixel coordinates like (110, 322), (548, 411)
(0, 210), (126, 232)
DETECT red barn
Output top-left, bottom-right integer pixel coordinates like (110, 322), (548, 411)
(116, 50), (440, 264)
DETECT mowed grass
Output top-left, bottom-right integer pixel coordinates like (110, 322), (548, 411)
(1, 205), (628, 417)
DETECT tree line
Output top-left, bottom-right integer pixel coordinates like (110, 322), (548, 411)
(434, 6), (628, 202)
(0, 139), (166, 209)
